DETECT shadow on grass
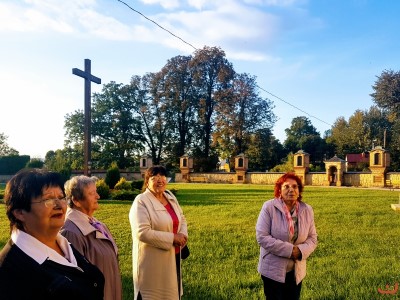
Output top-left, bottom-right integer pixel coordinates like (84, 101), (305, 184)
(121, 274), (134, 300)
(176, 188), (270, 206)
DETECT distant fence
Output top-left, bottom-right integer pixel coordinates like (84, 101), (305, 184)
(0, 170), (144, 183)
(2, 170), (400, 188)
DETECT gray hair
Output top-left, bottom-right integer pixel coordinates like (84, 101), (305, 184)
(64, 175), (98, 208)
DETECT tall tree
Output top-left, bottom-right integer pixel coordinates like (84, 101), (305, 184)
(128, 73), (173, 164)
(0, 132), (18, 156)
(213, 73), (276, 158)
(91, 82), (143, 169)
(363, 106), (390, 148)
(327, 109), (378, 158)
(326, 117), (349, 157)
(64, 82), (144, 169)
(370, 69), (400, 118)
(158, 55), (197, 160)
(370, 69), (400, 170)
(347, 110), (370, 152)
(246, 129), (285, 171)
(284, 117), (325, 164)
(190, 46), (235, 158)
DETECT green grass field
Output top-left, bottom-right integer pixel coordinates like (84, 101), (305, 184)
(1, 183), (400, 299)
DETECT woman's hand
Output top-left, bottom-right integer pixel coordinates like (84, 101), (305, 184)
(173, 233), (187, 247)
(291, 246), (302, 260)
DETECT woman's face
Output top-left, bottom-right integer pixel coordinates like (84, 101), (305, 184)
(74, 182), (100, 217)
(280, 178), (300, 205)
(16, 186), (66, 240)
(148, 174), (167, 194)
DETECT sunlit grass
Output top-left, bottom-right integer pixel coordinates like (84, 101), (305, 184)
(1, 183), (400, 299)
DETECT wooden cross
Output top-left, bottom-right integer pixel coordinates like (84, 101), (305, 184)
(72, 59), (101, 176)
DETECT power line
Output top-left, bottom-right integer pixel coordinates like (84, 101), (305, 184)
(116, 0), (198, 51)
(257, 86), (332, 127)
(115, 0), (332, 128)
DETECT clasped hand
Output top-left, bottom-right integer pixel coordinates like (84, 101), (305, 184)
(173, 233), (187, 247)
(291, 246), (301, 260)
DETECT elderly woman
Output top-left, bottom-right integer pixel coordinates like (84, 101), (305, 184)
(60, 175), (122, 300)
(0, 168), (104, 300)
(129, 165), (188, 300)
(256, 172), (317, 300)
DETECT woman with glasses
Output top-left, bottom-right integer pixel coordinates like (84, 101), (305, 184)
(129, 165), (188, 300)
(60, 175), (122, 300)
(0, 168), (104, 300)
(256, 172), (317, 300)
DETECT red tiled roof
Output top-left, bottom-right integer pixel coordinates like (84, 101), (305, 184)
(345, 153), (369, 163)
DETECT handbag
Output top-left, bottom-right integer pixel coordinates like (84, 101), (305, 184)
(181, 244), (190, 259)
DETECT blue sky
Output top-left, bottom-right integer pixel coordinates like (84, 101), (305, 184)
(1, 0), (399, 159)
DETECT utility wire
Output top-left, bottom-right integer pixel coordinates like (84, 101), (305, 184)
(116, 0), (198, 51)
(115, 0), (332, 128)
(257, 86), (332, 126)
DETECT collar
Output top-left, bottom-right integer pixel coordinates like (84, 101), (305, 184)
(65, 208), (97, 236)
(273, 198), (304, 213)
(11, 229), (78, 267)
(142, 189), (178, 212)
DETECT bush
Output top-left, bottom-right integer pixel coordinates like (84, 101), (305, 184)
(131, 179), (144, 190)
(96, 179), (111, 199)
(111, 189), (140, 200)
(105, 163), (120, 189)
(114, 177), (131, 190)
(0, 155), (30, 175)
(25, 158), (44, 168)
(59, 168), (72, 183)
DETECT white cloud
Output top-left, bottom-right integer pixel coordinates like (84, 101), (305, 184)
(141, 0), (180, 10)
(0, 0), (310, 62)
(0, 2), (73, 33)
(228, 51), (276, 62)
(77, 10), (133, 40)
(187, 0), (212, 10)
(244, 0), (305, 6)
(147, 2), (281, 60)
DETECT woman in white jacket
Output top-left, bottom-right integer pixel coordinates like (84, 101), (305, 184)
(256, 172), (317, 300)
(129, 166), (188, 300)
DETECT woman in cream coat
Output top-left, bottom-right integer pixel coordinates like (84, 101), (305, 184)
(129, 166), (188, 300)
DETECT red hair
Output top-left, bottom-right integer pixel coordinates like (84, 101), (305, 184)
(274, 172), (303, 201)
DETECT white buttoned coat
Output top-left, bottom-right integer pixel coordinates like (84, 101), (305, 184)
(129, 189), (188, 300)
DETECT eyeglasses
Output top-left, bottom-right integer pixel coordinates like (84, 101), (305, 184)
(31, 197), (67, 208)
(282, 184), (299, 190)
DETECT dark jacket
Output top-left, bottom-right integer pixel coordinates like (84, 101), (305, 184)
(0, 240), (105, 300)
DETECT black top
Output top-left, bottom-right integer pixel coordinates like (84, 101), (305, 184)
(0, 240), (105, 300)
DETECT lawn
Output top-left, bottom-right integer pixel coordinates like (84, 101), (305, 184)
(1, 183), (400, 299)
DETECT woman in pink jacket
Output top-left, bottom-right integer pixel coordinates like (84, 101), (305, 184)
(256, 172), (317, 300)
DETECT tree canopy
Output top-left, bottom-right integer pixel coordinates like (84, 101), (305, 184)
(16, 52), (398, 173)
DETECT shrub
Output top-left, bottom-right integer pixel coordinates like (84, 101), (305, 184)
(25, 158), (44, 168)
(114, 177), (131, 190)
(111, 189), (140, 200)
(96, 179), (110, 199)
(59, 168), (72, 183)
(131, 179), (144, 190)
(0, 155), (30, 175)
(105, 162), (120, 189)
